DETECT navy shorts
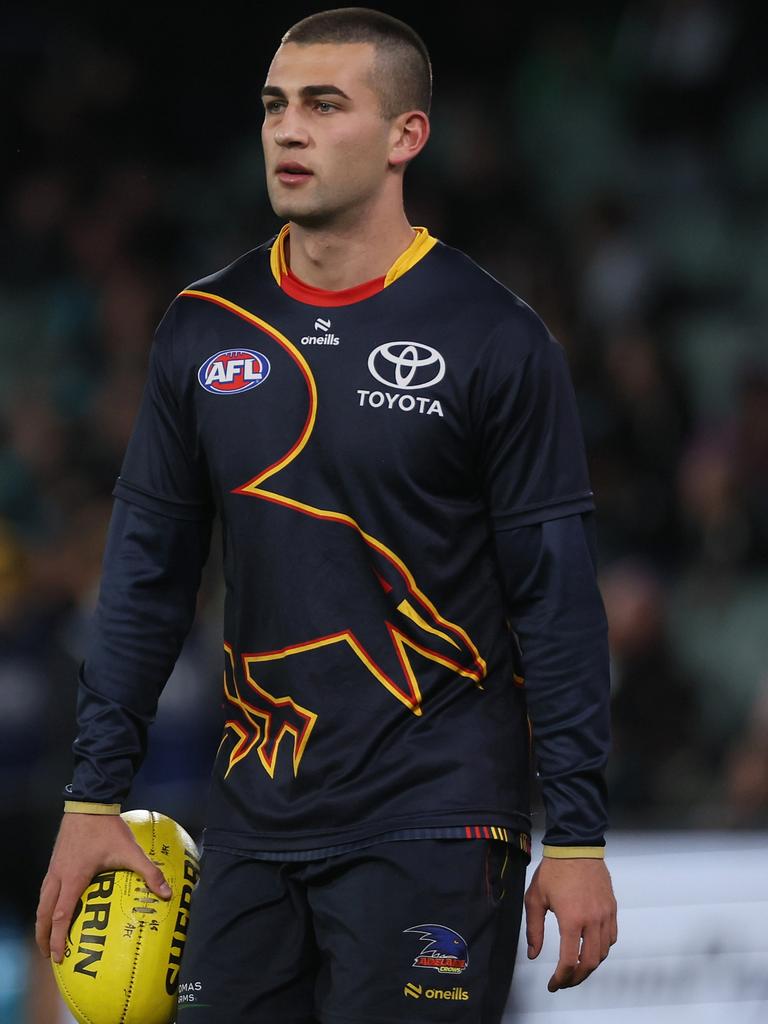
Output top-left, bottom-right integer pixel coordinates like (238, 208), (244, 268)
(175, 837), (528, 1024)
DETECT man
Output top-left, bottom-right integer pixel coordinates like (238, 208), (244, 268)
(36, 8), (617, 1023)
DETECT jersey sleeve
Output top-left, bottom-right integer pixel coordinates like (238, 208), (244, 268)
(63, 497), (214, 804)
(112, 299), (215, 521)
(472, 309), (595, 530)
(64, 298), (215, 806)
(492, 512), (611, 849)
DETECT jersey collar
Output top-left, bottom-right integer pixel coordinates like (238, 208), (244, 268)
(269, 223), (438, 307)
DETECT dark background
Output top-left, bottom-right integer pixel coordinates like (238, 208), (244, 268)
(1, 2), (767, 1019)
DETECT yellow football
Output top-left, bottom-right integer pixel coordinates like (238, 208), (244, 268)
(51, 809), (200, 1024)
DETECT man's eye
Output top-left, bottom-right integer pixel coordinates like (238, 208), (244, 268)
(315, 101), (335, 112)
(264, 101), (283, 113)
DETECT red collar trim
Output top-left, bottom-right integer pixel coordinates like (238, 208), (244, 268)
(281, 263), (386, 307)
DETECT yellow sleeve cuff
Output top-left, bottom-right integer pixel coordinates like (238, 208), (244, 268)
(542, 845), (605, 859)
(64, 801), (122, 815)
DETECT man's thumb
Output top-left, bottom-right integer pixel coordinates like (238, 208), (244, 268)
(525, 894), (545, 959)
(132, 854), (172, 900)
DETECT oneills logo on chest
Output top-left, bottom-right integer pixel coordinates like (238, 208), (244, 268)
(198, 349), (271, 394)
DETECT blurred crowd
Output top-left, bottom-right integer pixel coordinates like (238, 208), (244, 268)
(1, 1), (767, 1017)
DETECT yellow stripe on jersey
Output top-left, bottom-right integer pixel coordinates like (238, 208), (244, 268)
(64, 801), (121, 814)
(383, 227), (439, 284)
(270, 223), (290, 282)
(542, 845), (606, 859)
(269, 223), (438, 289)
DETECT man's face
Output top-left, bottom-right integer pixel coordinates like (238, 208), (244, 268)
(261, 41), (399, 226)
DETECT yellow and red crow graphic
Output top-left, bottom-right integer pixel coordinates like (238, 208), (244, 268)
(183, 289), (487, 779)
(220, 643), (317, 778)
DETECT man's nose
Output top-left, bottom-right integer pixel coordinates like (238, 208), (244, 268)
(273, 108), (309, 146)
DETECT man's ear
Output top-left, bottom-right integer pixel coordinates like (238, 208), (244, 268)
(388, 111), (430, 169)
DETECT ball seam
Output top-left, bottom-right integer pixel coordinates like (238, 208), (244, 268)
(119, 810), (157, 1023)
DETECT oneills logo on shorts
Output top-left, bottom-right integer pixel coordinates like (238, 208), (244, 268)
(198, 349), (271, 394)
(403, 981), (470, 1001)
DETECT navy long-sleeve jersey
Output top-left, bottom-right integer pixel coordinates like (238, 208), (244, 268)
(64, 225), (610, 857)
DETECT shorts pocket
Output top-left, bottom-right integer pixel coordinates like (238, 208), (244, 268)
(484, 839), (512, 906)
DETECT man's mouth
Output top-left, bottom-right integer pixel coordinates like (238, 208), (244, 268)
(276, 163), (313, 182)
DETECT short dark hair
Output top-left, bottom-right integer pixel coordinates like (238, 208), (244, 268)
(281, 7), (432, 121)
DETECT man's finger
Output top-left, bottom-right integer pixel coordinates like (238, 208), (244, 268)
(547, 926), (581, 992)
(34, 873), (61, 958)
(568, 922), (602, 987)
(600, 918), (612, 962)
(49, 882), (89, 964)
(524, 886), (546, 959)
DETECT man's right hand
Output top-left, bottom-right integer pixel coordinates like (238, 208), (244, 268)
(35, 812), (173, 964)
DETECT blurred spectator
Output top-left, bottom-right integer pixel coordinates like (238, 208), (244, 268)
(615, 0), (738, 142)
(585, 323), (691, 564)
(725, 677), (768, 827)
(0, 519), (80, 925)
(576, 195), (655, 330)
(677, 433), (752, 571)
(601, 559), (710, 824)
(729, 367), (768, 561)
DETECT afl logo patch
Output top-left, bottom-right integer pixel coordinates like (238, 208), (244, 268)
(198, 349), (271, 394)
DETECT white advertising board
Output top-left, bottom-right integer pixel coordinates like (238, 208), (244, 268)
(509, 831), (768, 1023)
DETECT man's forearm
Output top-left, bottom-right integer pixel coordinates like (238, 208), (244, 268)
(492, 512), (610, 850)
(64, 496), (213, 806)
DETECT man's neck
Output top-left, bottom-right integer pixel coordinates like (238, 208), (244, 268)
(285, 214), (417, 291)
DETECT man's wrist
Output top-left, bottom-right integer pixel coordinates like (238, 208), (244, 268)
(542, 844), (605, 859)
(63, 800), (122, 814)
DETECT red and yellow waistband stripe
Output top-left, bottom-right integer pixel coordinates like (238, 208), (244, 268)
(465, 825), (512, 841)
(460, 827), (531, 856)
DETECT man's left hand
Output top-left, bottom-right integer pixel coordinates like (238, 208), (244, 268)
(524, 856), (618, 991)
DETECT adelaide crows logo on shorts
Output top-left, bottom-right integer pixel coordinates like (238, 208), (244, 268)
(198, 349), (271, 394)
(403, 924), (469, 974)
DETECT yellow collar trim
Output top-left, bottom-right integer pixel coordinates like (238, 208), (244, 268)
(269, 223), (438, 291)
(270, 223), (291, 282)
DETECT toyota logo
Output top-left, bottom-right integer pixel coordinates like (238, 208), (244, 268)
(368, 341), (446, 390)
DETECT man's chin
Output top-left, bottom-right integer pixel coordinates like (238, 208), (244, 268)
(269, 200), (334, 229)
